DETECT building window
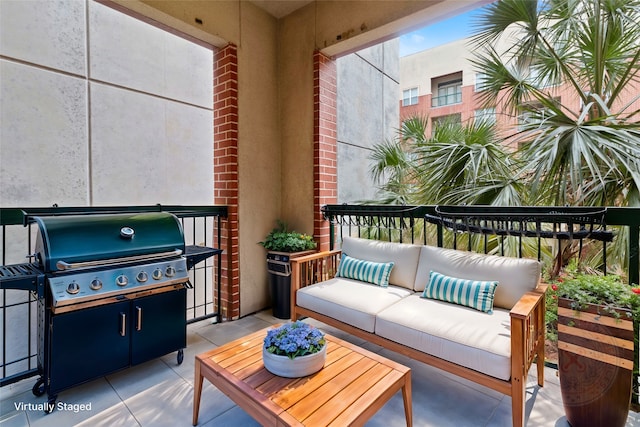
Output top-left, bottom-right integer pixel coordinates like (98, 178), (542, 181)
(518, 99), (559, 131)
(475, 73), (489, 92)
(474, 107), (496, 125)
(431, 113), (462, 136)
(402, 87), (419, 106)
(528, 66), (556, 88)
(432, 79), (462, 107)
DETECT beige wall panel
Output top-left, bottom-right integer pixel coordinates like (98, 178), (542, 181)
(0, 0), (86, 75)
(164, 101), (214, 204)
(90, 83), (213, 206)
(90, 1), (213, 108)
(90, 83), (166, 205)
(278, 5), (316, 236)
(237, 3), (280, 316)
(0, 60), (89, 207)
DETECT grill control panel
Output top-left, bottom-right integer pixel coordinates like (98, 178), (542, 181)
(48, 258), (189, 308)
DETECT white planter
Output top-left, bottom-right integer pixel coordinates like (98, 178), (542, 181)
(262, 344), (327, 378)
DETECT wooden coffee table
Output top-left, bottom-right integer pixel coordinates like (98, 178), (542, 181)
(192, 325), (412, 426)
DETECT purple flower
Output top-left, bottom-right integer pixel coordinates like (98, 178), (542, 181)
(264, 321), (326, 359)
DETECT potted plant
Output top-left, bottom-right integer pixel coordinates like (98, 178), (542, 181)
(262, 321), (327, 377)
(554, 272), (640, 427)
(260, 221), (317, 319)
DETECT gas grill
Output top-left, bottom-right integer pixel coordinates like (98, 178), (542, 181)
(0, 212), (212, 412)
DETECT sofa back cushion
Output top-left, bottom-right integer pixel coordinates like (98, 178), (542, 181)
(414, 245), (541, 310)
(341, 237), (421, 290)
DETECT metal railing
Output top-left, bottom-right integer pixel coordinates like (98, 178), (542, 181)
(431, 92), (462, 107)
(0, 204), (227, 387)
(322, 204), (640, 285)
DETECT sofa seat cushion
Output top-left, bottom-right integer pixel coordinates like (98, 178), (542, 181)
(375, 294), (512, 381)
(296, 278), (413, 333)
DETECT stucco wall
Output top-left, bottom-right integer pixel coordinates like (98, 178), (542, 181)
(0, 0), (214, 207)
(236, 2), (281, 317)
(337, 40), (400, 203)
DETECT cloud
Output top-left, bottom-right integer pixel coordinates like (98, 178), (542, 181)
(410, 34), (426, 44)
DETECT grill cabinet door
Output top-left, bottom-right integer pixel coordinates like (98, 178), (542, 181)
(130, 287), (186, 365)
(49, 300), (130, 394)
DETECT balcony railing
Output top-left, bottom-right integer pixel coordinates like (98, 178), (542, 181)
(0, 204), (227, 387)
(431, 93), (462, 107)
(321, 204), (640, 285)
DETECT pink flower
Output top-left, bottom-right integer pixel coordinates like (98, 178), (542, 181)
(551, 284), (559, 291)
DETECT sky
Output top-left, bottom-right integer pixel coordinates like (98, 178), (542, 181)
(399, 7), (485, 57)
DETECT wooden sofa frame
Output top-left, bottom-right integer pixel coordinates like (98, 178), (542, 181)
(290, 249), (547, 427)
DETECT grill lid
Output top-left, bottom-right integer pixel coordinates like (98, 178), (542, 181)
(34, 212), (185, 272)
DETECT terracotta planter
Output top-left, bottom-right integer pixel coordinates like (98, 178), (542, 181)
(557, 297), (634, 427)
(262, 344), (326, 378)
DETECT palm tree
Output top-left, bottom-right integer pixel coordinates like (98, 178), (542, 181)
(370, 115), (522, 206)
(369, 115), (532, 255)
(369, 0), (640, 271)
(471, 0), (640, 207)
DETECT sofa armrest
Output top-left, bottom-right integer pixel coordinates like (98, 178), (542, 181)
(510, 284), (548, 319)
(509, 284), (548, 386)
(290, 249), (342, 319)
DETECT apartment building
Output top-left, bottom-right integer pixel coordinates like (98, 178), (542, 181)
(400, 38), (492, 136)
(399, 36), (639, 146)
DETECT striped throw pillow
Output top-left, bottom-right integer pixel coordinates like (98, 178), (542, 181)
(422, 270), (498, 313)
(336, 254), (394, 287)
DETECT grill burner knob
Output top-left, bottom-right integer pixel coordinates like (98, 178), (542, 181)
(136, 271), (148, 283)
(116, 275), (128, 287)
(90, 279), (103, 290)
(165, 266), (176, 277)
(67, 281), (80, 294)
(152, 269), (163, 280)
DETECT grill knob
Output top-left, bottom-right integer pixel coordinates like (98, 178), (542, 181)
(136, 271), (148, 283)
(90, 279), (103, 290)
(152, 269), (163, 280)
(116, 275), (128, 287)
(165, 266), (176, 278)
(66, 281), (80, 294)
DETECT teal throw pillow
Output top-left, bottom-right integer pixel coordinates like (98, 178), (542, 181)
(336, 254), (394, 287)
(422, 270), (498, 313)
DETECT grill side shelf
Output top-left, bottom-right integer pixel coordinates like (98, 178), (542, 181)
(184, 245), (222, 270)
(0, 263), (44, 292)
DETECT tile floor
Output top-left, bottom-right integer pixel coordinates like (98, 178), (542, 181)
(1, 310), (639, 427)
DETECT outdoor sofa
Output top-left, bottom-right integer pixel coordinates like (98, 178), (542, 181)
(290, 236), (547, 427)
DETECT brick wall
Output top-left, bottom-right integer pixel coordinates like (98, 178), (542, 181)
(313, 51), (338, 251)
(213, 44), (240, 320)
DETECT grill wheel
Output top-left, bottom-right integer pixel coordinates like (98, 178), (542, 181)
(32, 377), (45, 396)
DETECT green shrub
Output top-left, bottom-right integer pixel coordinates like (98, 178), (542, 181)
(260, 221), (317, 252)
